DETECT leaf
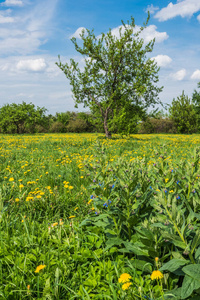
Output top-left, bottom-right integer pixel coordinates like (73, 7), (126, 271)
(195, 247), (200, 260)
(104, 237), (123, 251)
(43, 277), (51, 297)
(181, 275), (200, 299)
(160, 259), (188, 273)
(182, 264), (200, 281)
(120, 241), (149, 256)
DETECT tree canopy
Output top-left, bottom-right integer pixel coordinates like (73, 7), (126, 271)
(0, 102), (47, 134)
(56, 14), (163, 137)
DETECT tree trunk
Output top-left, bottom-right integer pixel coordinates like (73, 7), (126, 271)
(104, 111), (112, 138)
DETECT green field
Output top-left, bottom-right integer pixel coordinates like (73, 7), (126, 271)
(1, 133), (200, 299)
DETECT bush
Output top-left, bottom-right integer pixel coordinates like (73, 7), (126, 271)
(50, 121), (67, 133)
(66, 119), (88, 133)
(139, 117), (176, 134)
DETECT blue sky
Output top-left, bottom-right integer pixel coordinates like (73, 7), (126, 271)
(0, 0), (200, 114)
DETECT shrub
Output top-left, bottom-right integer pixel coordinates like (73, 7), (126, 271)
(50, 121), (67, 133)
(66, 119), (88, 133)
(139, 117), (176, 134)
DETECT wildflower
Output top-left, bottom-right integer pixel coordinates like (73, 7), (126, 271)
(165, 178), (169, 183)
(169, 190), (174, 193)
(164, 190), (167, 193)
(118, 273), (132, 283)
(177, 181), (180, 184)
(27, 285), (30, 290)
(9, 177), (14, 182)
(74, 207), (78, 211)
(15, 198), (20, 202)
(155, 257), (159, 262)
(150, 270), (163, 280)
(176, 195), (180, 199)
(122, 282), (132, 290)
(35, 265), (46, 273)
(69, 216), (75, 219)
(52, 222), (58, 227)
(68, 186), (73, 189)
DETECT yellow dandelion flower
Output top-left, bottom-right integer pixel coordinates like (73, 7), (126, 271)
(122, 282), (132, 290)
(68, 186), (73, 189)
(35, 265), (46, 273)
(9, 177), (14, 182)
(155, 257), (159, 262)
(69, 216), (75, 219)
(169, 190), (174, 193)
(118, 273), (132, 283)
(52, 222), (58, 227)
(15, 198), (20, 202)
(150, 270), (163, 280)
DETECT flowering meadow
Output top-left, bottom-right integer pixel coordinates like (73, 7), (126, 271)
(1, 133), (200, 299)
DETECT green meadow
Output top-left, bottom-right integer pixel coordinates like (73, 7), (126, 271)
(1, 133), (200, 299)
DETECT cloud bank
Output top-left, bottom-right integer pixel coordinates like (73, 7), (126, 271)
(155, 0), (200, 21)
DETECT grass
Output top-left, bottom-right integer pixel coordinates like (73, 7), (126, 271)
(1, 133), (200, 299)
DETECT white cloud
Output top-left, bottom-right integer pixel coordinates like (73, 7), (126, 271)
(0, 14), (14, 23)
(100, 24), (168, 44)
(145, 4), (159, 14)
(1, 0), (23, 6)
(70, 27), (87, 39)
(170, 69), (186, 80)
(16, 58), (48, 72)
(191, 69), (200, 80)
(139, 25), (168, 43)
(197, 14), (200, 21)
(155, 0), (200, 21)
(151, 55), (172, 67)
(0, 0), (59, 55)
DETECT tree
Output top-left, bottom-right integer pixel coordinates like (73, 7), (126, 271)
(0, 102), (47, 134)
(169, 91), (197, 134)
(192, 82), (200, 132)
(56, 14), (163, 138)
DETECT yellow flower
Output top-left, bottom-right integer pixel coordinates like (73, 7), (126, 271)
(15, 198), (20, 202)
(35, 265), (46, 273)
(155, 257), (159, 262)
(118, 273), (132, 283)
(74, 207), (79, 211)
(69, 216), (75, 219)
(68, 186), (73, 189)
(19, 184), (24, 189)
(169, 190), (174, 193)
(150, 270), (163, 280)
(52, 222), (58, 227)
(165, 178), (169, 183)
(9, 177), (14, 181)
(122, 282), (132, 290)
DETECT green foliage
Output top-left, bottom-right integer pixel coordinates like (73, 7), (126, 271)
(139, 117), (175, 134)
(192, 82), (200, 132)
(1, 133), (200, 299)
(67, 118), (88, 132)
(0, 102), (47, 134)
(169, 91), (197, 134)
(56, 14), (163, 138)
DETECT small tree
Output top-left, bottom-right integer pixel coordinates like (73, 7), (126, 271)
(192, 82), (200, 132)
(0, 102), (47, 134)
(169, 91), (197, 134)
(56, 14), (163, 138)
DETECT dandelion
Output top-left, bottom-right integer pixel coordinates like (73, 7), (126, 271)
(68, 186), (73, 189)
(35, 265), (46, 273)
(122, 282), (132, 290)
(69, 216), (75, 219)
(9, 177), (14, 181)
(150, 270), (163, 280)
(15, 198), (20, 202)
(155, 257), (159, 262)
(52, 222), (58, 227)
(118, 273), (132, 283)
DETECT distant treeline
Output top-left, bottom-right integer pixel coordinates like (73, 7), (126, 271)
(0, 86), (200, 135)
